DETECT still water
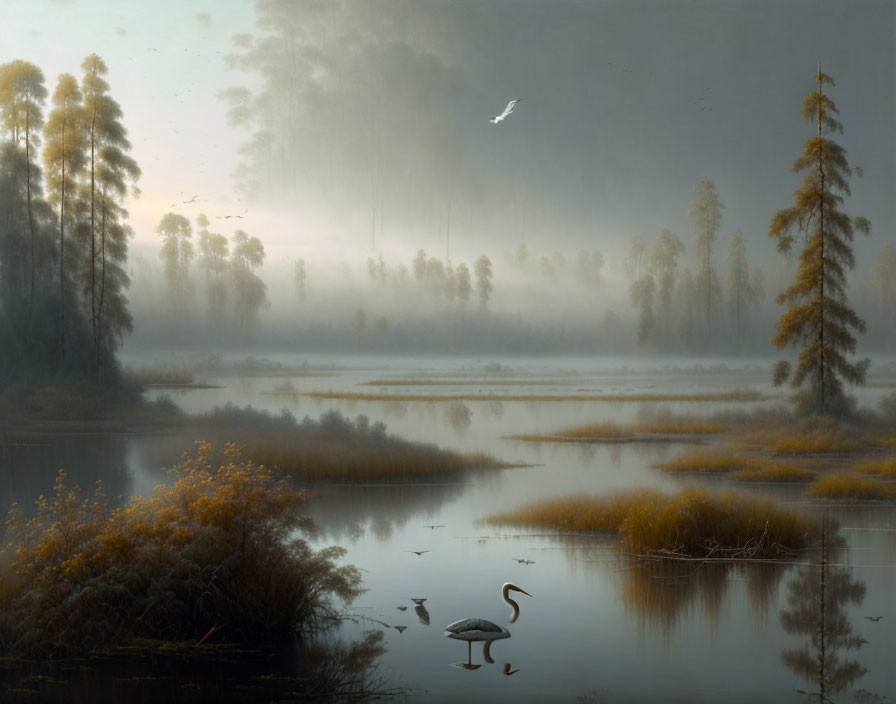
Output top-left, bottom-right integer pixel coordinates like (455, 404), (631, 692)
(5, 355), (896, 702)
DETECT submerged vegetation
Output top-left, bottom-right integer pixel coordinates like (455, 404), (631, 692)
(189, 405), (516, 482)
(0, 444), (362, 656)
(485, 488), (818, 558)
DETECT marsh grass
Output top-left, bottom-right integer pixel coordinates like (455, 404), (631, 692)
(808, 474), (896, 501)
(853, 458), (896, 477)
(485, 488), (816, 558)
(508, 421), (727, 443)
(259, 381), (301, 399)
(191, 406), (516, 483)
(731, 463), (815, 482)
(653, 452), (764, 473)
(773, 436), (862, 455)
(307, 389), (765, 403)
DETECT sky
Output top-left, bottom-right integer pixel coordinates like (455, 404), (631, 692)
(1, 0), (894, 279)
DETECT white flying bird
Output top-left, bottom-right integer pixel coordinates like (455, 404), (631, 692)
(490, 99), (521, 125)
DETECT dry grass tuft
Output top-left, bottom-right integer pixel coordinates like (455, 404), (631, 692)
(731, 463), (815, 482)
(853, 457), (896, 477)
(773, 435), (862, 455)
(485, 488), (816, 558)
(508, 421), (727, 443)
(808, 474), (896, 501)
(653, 452), (763, 473)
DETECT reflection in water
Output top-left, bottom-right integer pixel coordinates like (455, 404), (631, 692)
(0, 632), (388, 703)
(444, 401), (472, 434)
(780, 523), (870, 702)
(415, 604), (431, 625)
(0, 432), (132, 513)
(304, 483), (468, 542)
(620, 558), (788, 636)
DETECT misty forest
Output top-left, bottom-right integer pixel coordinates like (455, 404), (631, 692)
(0, 1), (894, 702)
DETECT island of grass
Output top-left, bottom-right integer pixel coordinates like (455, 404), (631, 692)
(484, 488), (819, 559)
(507, 420), (728, 443)
(188, 405), (522, 483)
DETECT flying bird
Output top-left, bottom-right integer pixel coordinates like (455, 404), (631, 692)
(512, 558), (534, 565)
(394, 625), (407, 634)
(407, 550), (430, 556)
(396, 606), (408, 611)
(864, 616), (883, 622)
(445, 582), (533, 663)
(490, 99), (521, 125)
(424, 524), (446, 530)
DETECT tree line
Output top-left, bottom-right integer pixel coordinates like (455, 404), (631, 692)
(0, 56), (138, 385)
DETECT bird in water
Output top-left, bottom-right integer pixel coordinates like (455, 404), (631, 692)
(445, 583), (533, 662)
(490, 99), (521, 125)
(411, 597), (427, 606)
(396, 606), (408, 611)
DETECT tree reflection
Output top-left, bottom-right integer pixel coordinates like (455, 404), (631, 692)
(620, 558), (788, 637)
(779, 522), (869, 702)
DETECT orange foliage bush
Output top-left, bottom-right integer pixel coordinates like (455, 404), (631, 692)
(0, 443), (362, 656)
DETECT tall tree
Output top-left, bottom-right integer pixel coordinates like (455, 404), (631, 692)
(725, 229), (764, 352)
(195, 214), (229, 318)
(293, 258), (307, 303)
(0, 61), (47, 307)
(43, 73), (86, 363)
(688, 177), (724, 339)
(230, 229), (267, 327)
(81, 54), (139, 369)
(625, 235), (655, 346)
(455, 263), (471, 310)
(156, 213), (194, 311)
(474, 255), (492, 310)
(769, 67), (871, 415)
(647, 228), (684, 345)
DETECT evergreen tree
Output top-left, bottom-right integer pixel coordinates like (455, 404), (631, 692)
(0, 61), (47, 307)
(625, 235), (655, 346)
(769, 67), (871, 415)
(80, 54), (139, 370)
(688, 177), (723, 340)
(156, 213), (194, 311)
(230, 229), (267, 327)
(195, 214), (229, 318)
(474, 255), (492, 310)
(43, 73), (87, 364)
(725, 229), (763, 352)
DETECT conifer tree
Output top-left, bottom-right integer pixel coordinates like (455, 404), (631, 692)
(769, 66), (870, 415)
(688, 177), (723, 340)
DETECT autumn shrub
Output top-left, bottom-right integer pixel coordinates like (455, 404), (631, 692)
(0, 443), (362, 656)
(485, 488), (816, 558)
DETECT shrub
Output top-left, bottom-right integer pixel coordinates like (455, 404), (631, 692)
(0, 444), (362, 656)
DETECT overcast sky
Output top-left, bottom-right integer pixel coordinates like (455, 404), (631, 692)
(2, 0), (893, 274)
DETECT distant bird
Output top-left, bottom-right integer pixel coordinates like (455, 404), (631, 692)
(411, 598), (427, 606)
(182, 195), (197, 204)
(865, 616), (883, 622)
(394, 625), (407, 634)
(407, 550), (430, 556)
(490, 99), (521, 125)
(396, 606), (408, 611)
(512, 558), (535, 565)
(424, 524), (446, 530)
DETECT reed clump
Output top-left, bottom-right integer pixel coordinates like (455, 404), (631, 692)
(485, 488), (816, 558)
(808, 474), (896, 501)
(731, 463), (815, 482)
(508, 421), (727, 443)
(653, 452), (763, 473)
(0, 443), (362, 656)
(854, 458), (896, 477)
